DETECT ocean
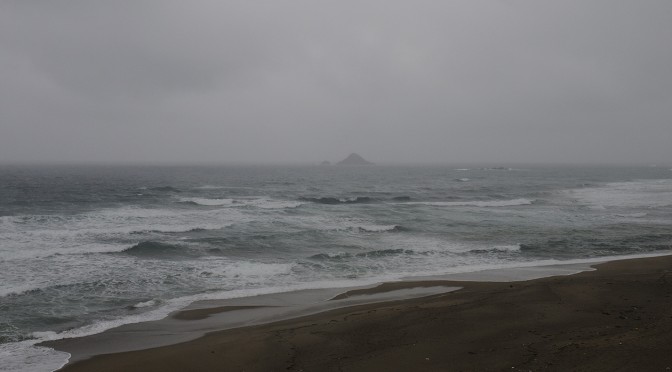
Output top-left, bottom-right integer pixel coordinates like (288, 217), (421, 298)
(1, 164), (671, 371)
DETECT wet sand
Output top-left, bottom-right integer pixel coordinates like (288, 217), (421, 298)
(57, 255), (672, 371)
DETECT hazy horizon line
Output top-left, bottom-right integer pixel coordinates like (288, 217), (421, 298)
(1, 160), (669, 168)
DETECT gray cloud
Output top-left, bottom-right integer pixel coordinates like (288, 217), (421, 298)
(1, 0), (671, 164)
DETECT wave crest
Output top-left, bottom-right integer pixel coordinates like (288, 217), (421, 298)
(354, 225), (403, 233)
(467, 244), (522, 254)
(300, 196), (375, 205)
(566, 179), (672, 209)
(180, 197), (303, 209)
(180, 198), (234, 206)
(120, 241), (195, 258)
(404, 198), (534, 207)
(309, 248), (417, 261)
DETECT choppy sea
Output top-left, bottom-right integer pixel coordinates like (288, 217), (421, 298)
(1, 164), (671, 371)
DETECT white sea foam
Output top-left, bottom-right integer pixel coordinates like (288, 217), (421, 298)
(180, 197), (303, 209)
(491, 244), (522, 251)
(312, 217), (400, 233)
(246, 198), (304, 209)
(0, 207), (250, 260)
(0, 251), (130, 300)
(131, 299), (161, 309)
(337, 222), (398, 233)
(0, 284), (46, 298)
(284, 215), (398, 234)
(0, 340), (70, 372)
(180, 197), (235, 206)
(404, 198), (534, 208)
(403, 251), (672, 281)
(199, 260), (295, 280)
(567, 179), (672, 209)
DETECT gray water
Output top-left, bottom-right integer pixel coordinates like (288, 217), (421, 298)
(1, 164), (671, 371)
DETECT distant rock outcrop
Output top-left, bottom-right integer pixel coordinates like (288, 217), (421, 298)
(336, 153), (373, 166)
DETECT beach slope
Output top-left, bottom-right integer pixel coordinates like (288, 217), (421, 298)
(60, 255), (672, 371)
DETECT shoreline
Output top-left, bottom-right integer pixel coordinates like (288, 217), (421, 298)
(42, 259), (603, 364)
(34, 256), (612, 366)
(49, 253), (672, 371)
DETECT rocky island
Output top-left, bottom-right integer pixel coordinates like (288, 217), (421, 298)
(336, 153), (373, 166)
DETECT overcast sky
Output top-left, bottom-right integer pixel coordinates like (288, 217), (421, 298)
(1, 1), (671, 164)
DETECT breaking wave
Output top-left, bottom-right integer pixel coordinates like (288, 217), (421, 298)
(354, 225), (404, 233)
(566, 179), (672, 209)
(120, 241), (196, 258)
(180, 197), (303, 209)
(0, 206), (248, 260)
(467, 245), (522, 254)
(403, 198), (534, 207)
(129, 299), (162, 309)
(300, 196), (376, 205)
(308, 248), (417, 261)
(179, 197), (234, 206)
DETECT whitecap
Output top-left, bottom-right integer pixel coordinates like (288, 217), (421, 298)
(0, 284), (46, 298)
(130, 299), (161, 309)
(180, 197), (303, 209)
(244, 199), (304, 209)
(492, 244), (522, 251)
(403, 198), (534, 207)
(566, 179), (672, 209)
(0, 207), (249, 260)
(179, 197), (234, 206)
(354, 225), (400, 233)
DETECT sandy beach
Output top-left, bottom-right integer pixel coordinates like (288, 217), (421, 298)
(48, 255), (672, 371)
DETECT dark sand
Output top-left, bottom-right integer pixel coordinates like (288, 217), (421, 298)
(58, 256), (672, 371)
(172, 306), (271, 321)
